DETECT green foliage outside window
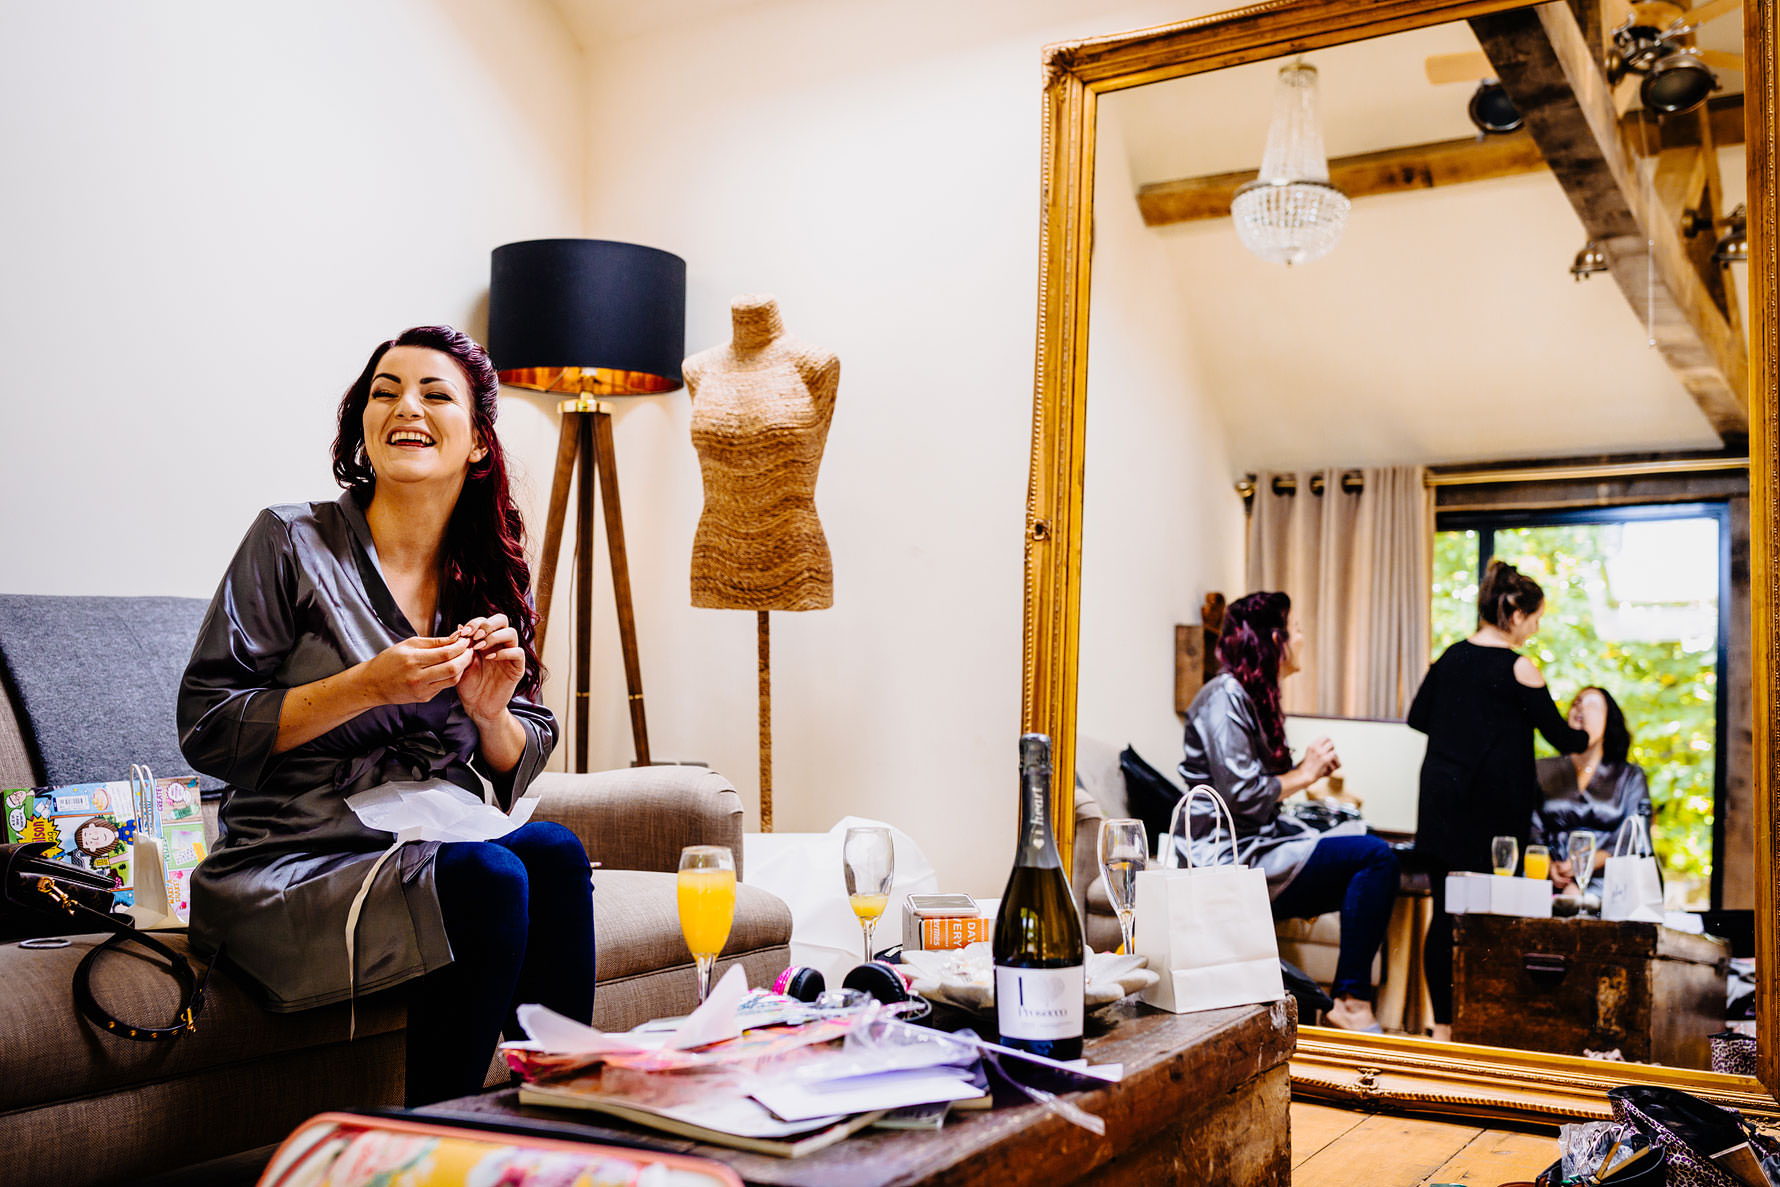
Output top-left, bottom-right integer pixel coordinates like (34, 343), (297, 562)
(1431, 525), (1717, 909)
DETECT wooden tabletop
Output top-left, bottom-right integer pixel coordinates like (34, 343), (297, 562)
(419, 998), (1296, 1187)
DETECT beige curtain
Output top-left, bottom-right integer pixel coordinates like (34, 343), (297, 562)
(1244, 465), (1432, 718)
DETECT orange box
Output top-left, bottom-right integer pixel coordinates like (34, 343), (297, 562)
(921, 915), (992, 949)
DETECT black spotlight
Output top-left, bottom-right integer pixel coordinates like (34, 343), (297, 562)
(1640, 48), (1717, 115)
(1607, 15), (1719, 117)
(1467, 80), (1522, 134)
(1714, 204), (1749, 264)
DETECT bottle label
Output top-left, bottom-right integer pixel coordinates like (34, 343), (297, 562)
(994, 965), (1084, 1041)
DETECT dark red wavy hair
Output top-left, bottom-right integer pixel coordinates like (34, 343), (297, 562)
(331, 325), (542, 698)
(1216, 591), (1293, 771)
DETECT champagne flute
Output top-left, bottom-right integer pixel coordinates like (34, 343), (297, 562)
(1567, 831), (1598, 895)
(677, 845), (736, 1003)
(1097, 818), (1147, 955)
(842, 826), (894, 963)
(1491, 835), (1519, 876)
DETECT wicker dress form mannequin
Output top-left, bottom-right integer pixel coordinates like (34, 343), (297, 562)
(685, 295), (839, 828)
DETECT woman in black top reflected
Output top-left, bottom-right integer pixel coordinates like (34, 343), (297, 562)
(1534, 686), (1652, 897)
(1407, 559), (1589, 1041)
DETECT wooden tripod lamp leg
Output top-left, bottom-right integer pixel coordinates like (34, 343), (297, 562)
(533, 413), (580, 656)
(575, 414), (597, 773)
(590, 410), (651, 766)
(758, 611), (772, 832)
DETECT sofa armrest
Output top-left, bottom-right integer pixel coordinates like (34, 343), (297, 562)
(526, 766), (745, 877)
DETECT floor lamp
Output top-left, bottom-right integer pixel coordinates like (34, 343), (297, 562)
(488, 238), (687, 771)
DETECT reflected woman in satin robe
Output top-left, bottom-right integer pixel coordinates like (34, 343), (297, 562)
(179, 326), (594, 1105)
(1178, 591), (1399, 1033)
(1535, 686), (1652, 897)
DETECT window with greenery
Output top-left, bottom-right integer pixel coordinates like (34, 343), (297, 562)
(1432, 507), (1726, 909)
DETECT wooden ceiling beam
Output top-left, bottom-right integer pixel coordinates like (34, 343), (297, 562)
(1136, 132), (1546, 226)
(1469, 1), (1747, 442)
(1135, 96), (1743, 229)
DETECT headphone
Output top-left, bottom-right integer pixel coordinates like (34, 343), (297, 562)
(771, 960), (913, 1006)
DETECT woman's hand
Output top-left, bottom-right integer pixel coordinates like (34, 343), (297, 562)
(361, 634), (475, 705)
(1278, 736), (1340, 795)
(453, 614), (525, 727)
(1551, 858), (1575, 890)
(1297, 737), (1340, 782)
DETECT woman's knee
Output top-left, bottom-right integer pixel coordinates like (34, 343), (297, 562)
(1358, 834), (1399, 875)
(501, 821), (592, 882)
(435, 841), (530, 911)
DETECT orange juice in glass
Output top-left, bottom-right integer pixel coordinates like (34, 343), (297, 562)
(677, 845), (736, 1002)
(1523, 845), (1551, 882)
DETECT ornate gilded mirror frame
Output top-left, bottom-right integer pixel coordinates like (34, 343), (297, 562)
(1022, 0), (1779, 1123)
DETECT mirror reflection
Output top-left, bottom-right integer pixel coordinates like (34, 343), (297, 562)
(1073, 12), (1753, 1072)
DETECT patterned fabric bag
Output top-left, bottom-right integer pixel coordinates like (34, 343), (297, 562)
(1608, 1084), (1779, 1187)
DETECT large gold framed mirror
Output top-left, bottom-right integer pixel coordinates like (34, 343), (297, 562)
(1022, 0), (1778, 1122)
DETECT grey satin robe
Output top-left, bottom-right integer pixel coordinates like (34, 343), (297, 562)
(1531, 756), (1653, 896)
(1177, 673), (1363, 897)
(179, 492), (558, 1012)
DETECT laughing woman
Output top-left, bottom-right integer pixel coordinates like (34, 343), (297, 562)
(179, 325), (594, 1106)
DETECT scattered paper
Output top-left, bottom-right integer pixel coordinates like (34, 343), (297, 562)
(753, 1068), (986, 1123)
(345, 780), (536, 843)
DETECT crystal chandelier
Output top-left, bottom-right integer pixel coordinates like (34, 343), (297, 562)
(1231, 62), (1351, 266)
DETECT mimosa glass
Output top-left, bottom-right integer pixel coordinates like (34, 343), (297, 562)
(842, 826), (894, 963)
(1097, 818), (1147, 955)
(677, 845), (736, 1003)
(1523, 843), (1552, 882)
(1491, 835), (1519, 876)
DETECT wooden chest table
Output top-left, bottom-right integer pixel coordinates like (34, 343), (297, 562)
(1452, 914), (1729, 1068)
(418, 998), (1296, 1186)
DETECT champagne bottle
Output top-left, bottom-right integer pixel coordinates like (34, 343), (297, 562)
(992, 733), (1085, 1060)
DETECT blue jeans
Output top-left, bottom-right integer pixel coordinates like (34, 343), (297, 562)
(405, 821), (596, 1106)
(1270, 834), (1398, 1003)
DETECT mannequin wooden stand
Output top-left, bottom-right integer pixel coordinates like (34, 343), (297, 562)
(534, 399), (650, 771)
(758, 612), (772, 832)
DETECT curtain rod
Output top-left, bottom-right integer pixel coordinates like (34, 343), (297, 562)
(1234, 472), (1364, 498)
(1235, 456), (1747, 498)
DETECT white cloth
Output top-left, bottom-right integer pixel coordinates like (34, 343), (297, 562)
(743, 816), (939, 987)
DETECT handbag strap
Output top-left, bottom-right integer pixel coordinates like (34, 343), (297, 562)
(28, 872), (213, 1041)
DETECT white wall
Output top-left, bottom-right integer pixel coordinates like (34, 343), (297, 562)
(1076, 104), (1245, 785)
(564, 0), (1210, 894)
(0, 0), (586, 599)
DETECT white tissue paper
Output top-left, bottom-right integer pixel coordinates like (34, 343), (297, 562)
(345, 779), (536, 843)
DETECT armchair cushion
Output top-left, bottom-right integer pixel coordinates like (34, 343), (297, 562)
(529, 766), (744, 877)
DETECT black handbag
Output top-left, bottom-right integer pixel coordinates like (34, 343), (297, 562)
(1, 841), (211, 1041)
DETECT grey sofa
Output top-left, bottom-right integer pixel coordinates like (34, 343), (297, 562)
(0, 594), (792, 1187)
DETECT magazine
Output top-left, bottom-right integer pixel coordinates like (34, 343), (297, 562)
(4, 781), (137, 905)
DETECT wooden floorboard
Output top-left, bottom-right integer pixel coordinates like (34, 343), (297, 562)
(1290, 1101), (1371, 1168)
(1425, 1127), (1556, 1184)
(1290, 1101), (1556, 1186)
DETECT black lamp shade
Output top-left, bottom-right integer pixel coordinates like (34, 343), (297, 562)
(489, 238), (687, 395)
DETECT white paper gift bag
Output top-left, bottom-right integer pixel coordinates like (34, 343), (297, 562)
(1134, 786), (1285, 1014)
(1602, 815), (1664, 923)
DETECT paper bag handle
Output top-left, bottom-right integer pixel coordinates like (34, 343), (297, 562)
(1160, 785), (1240, 869)
(1611, 813), (1652, 858)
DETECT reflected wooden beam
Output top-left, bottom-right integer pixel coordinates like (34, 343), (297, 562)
(1135, 96), (1743, 228)
(1470, 2), (1747, 442)
(1137, 132), (1546, 225)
